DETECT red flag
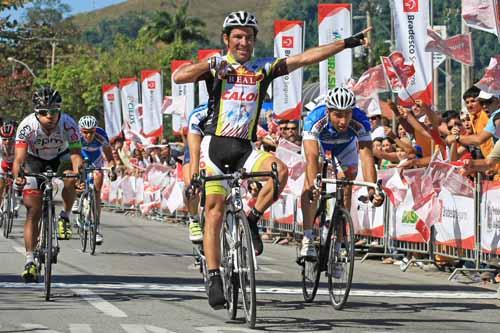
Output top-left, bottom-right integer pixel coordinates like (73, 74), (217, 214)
(462, 0), (500, 37)
(475, 55), (500, 96)
(381, 51), (416, 93)
(425, 28), (474, 66)
(353, 65), (389, 98)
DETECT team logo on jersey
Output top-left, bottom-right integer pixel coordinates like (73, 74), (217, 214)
(227, 66), (264, 85)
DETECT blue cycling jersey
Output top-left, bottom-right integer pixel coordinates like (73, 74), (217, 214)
(81, 127), (110, 165)
(188, 103), (209, 135)
(303, 104), (371, 155)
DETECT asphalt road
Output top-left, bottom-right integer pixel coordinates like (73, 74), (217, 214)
(0, 206), (499, 333)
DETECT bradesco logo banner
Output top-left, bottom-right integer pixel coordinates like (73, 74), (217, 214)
(480, 181), (500, 254)
(119, 77), (142, 138)
(171, 60), (194, 136)
(141, 70), (163, 138)
(102, 84), (122, 141)
(198, 49), (221, 104)
(318, 3), (352, 96)
(391, 0), (432, 106)
(273, 20), (303, 120)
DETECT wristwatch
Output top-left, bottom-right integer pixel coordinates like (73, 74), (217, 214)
(454, 134), (461, 144)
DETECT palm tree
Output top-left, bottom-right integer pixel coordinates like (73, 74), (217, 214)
(140, 1), (207, 45)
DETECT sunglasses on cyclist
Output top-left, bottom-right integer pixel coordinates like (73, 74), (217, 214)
(36, 108), (61, 116)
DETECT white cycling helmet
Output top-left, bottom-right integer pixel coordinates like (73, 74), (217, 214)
(223, 11), (259, 32)
(325, 87), (356, 111)
(79, 115), (97, 129)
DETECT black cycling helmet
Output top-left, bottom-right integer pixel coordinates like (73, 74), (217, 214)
(32, 86), (62, 109)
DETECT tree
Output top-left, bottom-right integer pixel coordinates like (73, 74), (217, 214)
(139, 0), (207, 45)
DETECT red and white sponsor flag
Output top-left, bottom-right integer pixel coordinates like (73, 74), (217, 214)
(119, 77), (142, 139)
(391, 0), (433, 106)
(462, 0), (500, 38)
(171, 60), (194, 136)
(381, 51), (416, 93)
(475, 55), (500, 95)
(197, 49), (221, 104)
(273, 20), (304, 120)
(141, 70), (163, 139)
(275, 139), (304, 196)
(318, 4), (352, 95)
(102, 84), (122, 141)
(480, 181), (500, 254)
(352, 65), (388, 98)
(425, 28), (474, 66)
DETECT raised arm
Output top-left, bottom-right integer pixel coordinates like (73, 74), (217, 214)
(286, 27), (372, 73)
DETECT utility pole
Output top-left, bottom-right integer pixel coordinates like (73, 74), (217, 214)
(445, 58), (452, 110)
(51, 41), (56, 69)
(366, 9), (373, 66)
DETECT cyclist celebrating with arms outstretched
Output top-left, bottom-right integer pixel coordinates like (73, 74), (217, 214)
(173, 10), (371, 309)
(300, 88), (384, 260)
(13, 86), (82, 282)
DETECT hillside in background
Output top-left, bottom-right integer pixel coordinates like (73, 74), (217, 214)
(70, 0), (286, 47)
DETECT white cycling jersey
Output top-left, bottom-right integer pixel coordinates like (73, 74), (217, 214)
(15, 112), (82, 160)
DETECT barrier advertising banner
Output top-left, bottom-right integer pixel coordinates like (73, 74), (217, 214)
(273, 20), (304, 120)
(351, 186), (384, 237)
(480, 181), (500, 254)
(197, 49), (221, 104)
(102, 84), (122, 141)
(318, 3), (352, 96)
(119, 77), (142, 139)
(141, 70), (163, 139)
(171, 60), (195, 136)
(391, 0), (433, 106)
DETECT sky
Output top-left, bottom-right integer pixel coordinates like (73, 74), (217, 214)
(3, 0), (127, 21)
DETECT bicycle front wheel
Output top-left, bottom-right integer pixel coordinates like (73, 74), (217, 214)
(88, 190), (99, 255)
(1, 196), (7, 238)
(78, 196), (88, 252)
(237, 212), (256, 328)
(44, 204), (54, 301)
(221, 211), (238, 319)
(6, 185), (15, 237)
(328, 207), (355, 310)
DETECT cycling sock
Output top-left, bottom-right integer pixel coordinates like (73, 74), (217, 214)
(303, 229), (314, 240)
(247, 207), (263, 227)
(25, 252), (34, 264)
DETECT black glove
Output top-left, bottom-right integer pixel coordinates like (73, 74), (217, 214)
(344, 32), (365, 48)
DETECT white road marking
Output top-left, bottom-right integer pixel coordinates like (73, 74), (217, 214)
(121, 324), (177, 333)
(257, 255), (276, 261)
(256, 266), (282, 274)
(21, 324), (63, 333)
(72, 288), (127, 318)
(69, 324), (93, 333)
(0, 282), (496, 299)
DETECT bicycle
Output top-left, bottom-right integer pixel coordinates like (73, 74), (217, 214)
(1, 172), (16, 239)
(199, 163), (279, 329)
(297, 158), (384, 309)
(75, 161), (106, 255)
(22, 168), (78, 301)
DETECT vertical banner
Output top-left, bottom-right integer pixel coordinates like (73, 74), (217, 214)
(318, 3), (352, 96)
(197, 49), (221, 104)
(273, 20), (304, 120)
(391, 0), (433, 106)
(119, 77), (142, 139)
(171, 60), (195, 136)
(102, 84), (122, 141)
(141, 70), (163, 139)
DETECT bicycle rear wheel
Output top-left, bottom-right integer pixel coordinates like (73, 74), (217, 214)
(221, 211), (238, 319)
(237, 212), (256, 328)
(328, 207), (355, 310)
(88, 190), (98, 255)
(44, 204), (54, 301)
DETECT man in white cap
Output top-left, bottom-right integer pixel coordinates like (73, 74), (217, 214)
(477, 90), (500, 115)
(367, 108), (385, 139)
